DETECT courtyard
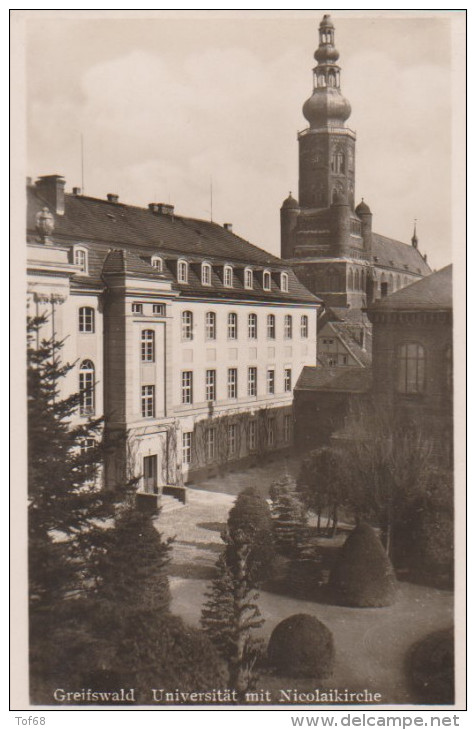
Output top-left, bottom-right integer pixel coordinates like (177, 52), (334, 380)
(156, 457), (454, 706)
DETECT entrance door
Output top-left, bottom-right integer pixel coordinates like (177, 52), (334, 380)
(143, 455), (158, 494)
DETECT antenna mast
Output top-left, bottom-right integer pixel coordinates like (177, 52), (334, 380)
(210, 176), (213, 222)
(81, 134), (85, 194)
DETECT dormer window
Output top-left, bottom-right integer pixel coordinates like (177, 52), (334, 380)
(244, 267), (253, 290)
(177, 260), (188, 284)
(263, 270), (271, 291)
(202, 262), (212, 286)
(151, 256), (163, 271)
(224, 265), (233, 288)
(280, 272), (289, 293)
(73, 246), (88, 274)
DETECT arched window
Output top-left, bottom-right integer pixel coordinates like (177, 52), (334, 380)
(284, 314), (293, 339)
(280, 272), (289, 292)
(227, 312), (238, 339)
(151, 256), (163, 271)
(396, 343), (425, 394)
(74, 246), (88, 274)
(301, 315), (309, 338)
(224, 265), (233, 288)
(181, 311), (193, 340)
(380, 273), (388, 298)
(177, 260), (188, 284)
(79, 360), (95, 415)
(396, 275), (401, 290)
(328, 72), (336, 87)
(141, 329), (155, 362)
(248, 313), (257, 339)
(388, 274), (394, 293)
(205, 311), (216, 340)
(267, 314), (276, 339)
(360, 270), (365, 291)
(244, 267), (253, 289)
(78, 306), (94, 333)
(201, 262), (212, 286)
(331, 152), (345, 174)
(263, 270), (271, 291)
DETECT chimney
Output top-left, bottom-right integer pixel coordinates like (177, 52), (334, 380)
(156, 203), (174, 216)
(107, 193), (119, 203)
(223, 222), (233, 232)
(72, 187), (81, 196)
(36, 175), (65, 215)
(148, 203), (159, 213)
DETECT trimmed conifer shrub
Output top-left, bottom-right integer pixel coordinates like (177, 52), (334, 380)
(329, 522), (397, 607)
(407, 628), (454, 704)
(267, 613), (335, 678)
(270, 476), (307, 557)
(227, 486), (274, 584)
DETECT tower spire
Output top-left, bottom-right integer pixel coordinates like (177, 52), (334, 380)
(412, 219), (418, 248)
(302, 14), (351, 129)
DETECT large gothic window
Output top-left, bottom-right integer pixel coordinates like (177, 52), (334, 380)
(396, 343), (425, 394)
(331, 152), (345, 174)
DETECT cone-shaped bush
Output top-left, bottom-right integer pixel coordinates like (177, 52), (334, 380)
(330, 522), (397, 607)
(267, 613), (335, 678)
(227, 486), (274, 584)
(407, 627), (454, 705)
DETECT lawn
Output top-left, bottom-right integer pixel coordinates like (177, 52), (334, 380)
(155, 463), (454, 706)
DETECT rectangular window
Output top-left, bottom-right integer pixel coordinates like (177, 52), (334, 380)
(79, 307), (94, 333)
(248, 420), (257, 452)
(248, 313), (257, 339)
(267, 368), (275, 395)
(181, 371), (193, 405)
(228, 368), (238, 399)
(141, 330), (155, 362)
(79, 368), (95, 416)
(205, 369), (216, 402)
(267, 314), (275, 339)
(143, 455), (157, 494)
(80, 438), (96, 454)
(267, 417), (275, 447)
(153, 303), (165, 315)
(227, 424), (237, 456)
(228, 312), (238, 339)
(301, 315), (309, 338)
(206, 428), (216, 461)
(284, 368), (292, 392)
(141, 385), (155, 418)
(182, 311), (193, 340)
(205, 312), (216, 340)
(284, 315), (293, 339)
(132, 302), (143, 314)
(248, 367), (257, 397)
(284, 414), (292, 443)
(182, 432), (192, 465)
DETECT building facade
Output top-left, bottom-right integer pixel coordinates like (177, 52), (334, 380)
(27, 175), (320, 495)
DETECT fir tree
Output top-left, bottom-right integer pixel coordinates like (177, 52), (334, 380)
(27, 314), (116, 700)
(226, 485), (274, 584)
(201, 528), (264, 698)
(269, 476), (307, 557)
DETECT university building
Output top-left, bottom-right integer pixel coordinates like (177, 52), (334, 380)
(280, 14), (432, 369)
(27, 175), (320, 495)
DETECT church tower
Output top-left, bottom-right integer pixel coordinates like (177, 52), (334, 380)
(281, 14), (369, 309)
(299, 14), (355, 212)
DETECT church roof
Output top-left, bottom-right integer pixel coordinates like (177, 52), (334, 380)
(368, 264), (452, 312)
(371, 232), (432, 276)
(295, 365), (372, 393)
(27, 185), (320, 305)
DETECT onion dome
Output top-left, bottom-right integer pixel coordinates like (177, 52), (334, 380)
(355, 198), (372, 217)
(281, 192), (299, 209)
(302, 14), (352, 129)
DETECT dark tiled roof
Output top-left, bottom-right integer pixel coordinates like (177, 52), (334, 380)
(295, 365), (372, 392)
(368, 264), (452, 312)
(329, 322), (372, 367)
(372, 232), (432, 276)
(27, 187), (320, 305)
(102, 248), (172, 279)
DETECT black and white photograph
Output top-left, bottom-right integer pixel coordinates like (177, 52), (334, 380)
(11, 8), (466, 712)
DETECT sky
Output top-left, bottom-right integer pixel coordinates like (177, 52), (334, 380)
(25, 9), (463, 270)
